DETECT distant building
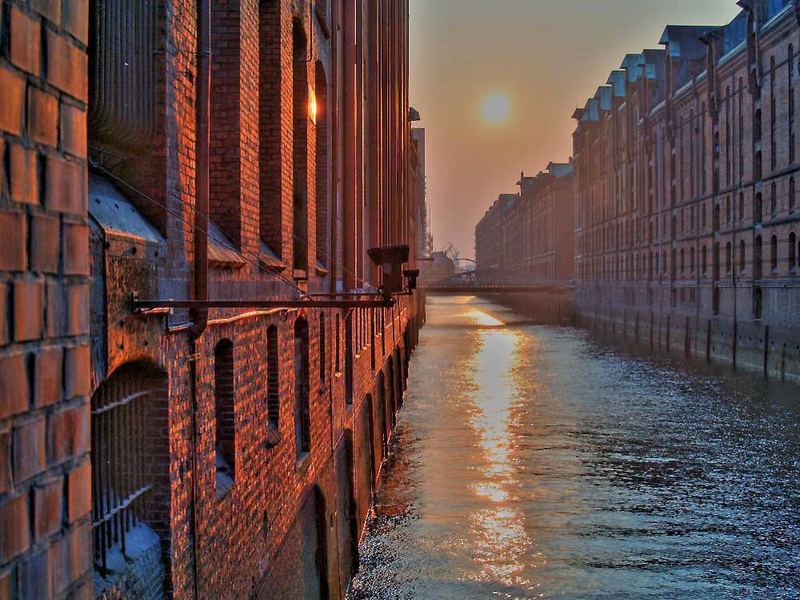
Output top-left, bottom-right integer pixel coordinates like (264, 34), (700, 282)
(475, 163), (575, 282)
(421, 251), (456, 284)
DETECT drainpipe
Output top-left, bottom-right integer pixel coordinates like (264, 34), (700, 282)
(190, 0), (211, 598)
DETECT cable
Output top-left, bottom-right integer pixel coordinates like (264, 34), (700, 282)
(89, 161), (311, 299)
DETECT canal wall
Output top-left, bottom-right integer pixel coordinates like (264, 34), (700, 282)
(483, 291), (800, 383)
(484, 291), (575, 325)
(574, 306), (800, 384)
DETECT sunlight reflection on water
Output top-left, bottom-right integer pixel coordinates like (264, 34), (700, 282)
(351, 296), (800, 600)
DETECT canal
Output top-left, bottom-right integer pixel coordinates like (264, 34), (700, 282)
(351, 296), (800, 599)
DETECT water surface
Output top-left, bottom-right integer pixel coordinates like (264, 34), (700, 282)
(352, 296), (800, 599)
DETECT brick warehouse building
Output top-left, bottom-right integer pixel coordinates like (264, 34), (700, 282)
(474, 164), (575, 322)
(474, 163), (574, 281)
(1, 0), (423, 598)
(572, 0), (800, 378)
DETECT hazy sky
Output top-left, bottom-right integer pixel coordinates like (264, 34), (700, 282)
(410, 0), (742, 257)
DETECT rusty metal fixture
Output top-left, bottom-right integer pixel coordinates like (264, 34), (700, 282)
(132, 293), (395, 313)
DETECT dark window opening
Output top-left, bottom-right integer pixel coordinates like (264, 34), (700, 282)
(294, 319), (311, 457)
(770, 235), (778, 272)
(754, 235), (763, 280)
(266, 325), (281, 446)
(215, 340), (236, 497)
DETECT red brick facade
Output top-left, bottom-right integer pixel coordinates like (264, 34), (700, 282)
(572, 1), (800, 376)
(475, 164), (575, 282)
(0, 0), (92, 597)
(3, 0), (422, 598)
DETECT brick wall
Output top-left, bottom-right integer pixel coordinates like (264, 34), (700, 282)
(0, 0), (91, 597)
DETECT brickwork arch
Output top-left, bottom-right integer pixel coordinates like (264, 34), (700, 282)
(91, 360), (171, 596)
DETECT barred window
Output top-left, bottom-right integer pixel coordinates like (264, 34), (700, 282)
(91, 363), (169, 575)
(215, 340), (236, 497)
(295, 319), (311, 457)
(266, 325), (281, 446)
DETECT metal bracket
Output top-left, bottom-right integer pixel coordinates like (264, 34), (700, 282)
(131, 292), (396, 314)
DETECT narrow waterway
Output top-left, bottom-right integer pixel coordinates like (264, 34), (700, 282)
(351, 296), (800, 599)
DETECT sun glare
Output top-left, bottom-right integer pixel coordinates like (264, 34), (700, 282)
(481, 93), (511, 125)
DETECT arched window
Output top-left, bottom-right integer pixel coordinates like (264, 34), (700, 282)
(294, 319), (311, 457)
(690, 246), (695, 273)
(702, 245), (708, 275)
(266, 325), (280, 445)
(215, 339), (236, 496)
(755, 193), (763, 224)
(91, 363), (170, 576)
(713, 242), (720, 281)
(754, 235), (763, 280)
(740, 239), (746, 273)
(788, 232), (797, 271)
(770, 182), (777, 216)
(770, 235), (778, 272)
(726, 242), (732, 274)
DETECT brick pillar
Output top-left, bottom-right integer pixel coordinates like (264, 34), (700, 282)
(0, 0), (91, 597)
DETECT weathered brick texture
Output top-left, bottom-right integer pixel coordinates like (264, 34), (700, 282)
(0, 1), (91, 595)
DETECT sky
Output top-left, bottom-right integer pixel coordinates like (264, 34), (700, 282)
(409, 0), (743, 257)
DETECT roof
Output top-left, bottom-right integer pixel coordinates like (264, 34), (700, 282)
(88, 174), (164, 244)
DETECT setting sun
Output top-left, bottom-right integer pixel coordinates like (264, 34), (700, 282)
(481, 92), (511, 125)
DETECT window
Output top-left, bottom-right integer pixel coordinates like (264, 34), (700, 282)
(690, 246), (696, 273)
(266, 325), (280, 445)
(755, 193), (763, 224)
(755, 151), (763, 181)
(702, 245), (708, 275)
(215, 340), (236, 496)
(319, 313), (326, 381)
(344, 312), (353, 405)
(770, 235), (778, 272)
(294, 319), (311, 457)
(91, 363), (169, 575)
(770, 182), (777, 216)
(755, 109), (762, 142)
(726, 242), (732, 274)
(335, 313), (341, 373)
(754, 236), (763, 280)
(740, 239), (746, 273)
(789, 232), (797, 271)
